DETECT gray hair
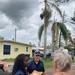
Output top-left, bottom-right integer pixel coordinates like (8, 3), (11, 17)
(53, 49), (72, 72)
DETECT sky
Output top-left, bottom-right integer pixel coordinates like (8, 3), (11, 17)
(0, 0), (75, 46)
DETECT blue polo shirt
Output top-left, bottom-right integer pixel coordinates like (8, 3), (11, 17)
(15, 70), (25, 75)
(27, 60), (45, 74)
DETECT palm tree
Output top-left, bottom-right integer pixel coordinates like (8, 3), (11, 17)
(39, 0), (63, 58)
(39, 0), (70, 58)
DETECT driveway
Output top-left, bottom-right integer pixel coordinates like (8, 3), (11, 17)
(0, 64), (13, 75)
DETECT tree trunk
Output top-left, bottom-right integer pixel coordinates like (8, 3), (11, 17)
(52, 29), (55, 51)
(44, 0), (47, 58)
(59, 31), (61, 48)
(55, 22), (58, 49)
(51, 22), (56, 51)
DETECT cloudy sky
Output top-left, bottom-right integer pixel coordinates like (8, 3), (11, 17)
(0, 0), (75, 46)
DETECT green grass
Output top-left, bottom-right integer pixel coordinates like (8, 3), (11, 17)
(3, 58), (75, 68)
(3, 58), (53, 68)
(72, 59), (75, 62)
(41, 59), (53, 68)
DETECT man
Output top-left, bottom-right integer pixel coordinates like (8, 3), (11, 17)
(27, 51), (45, 75)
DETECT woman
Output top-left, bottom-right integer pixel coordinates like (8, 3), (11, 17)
(11, 54), (28, 75)
(53, 49), (72, 75)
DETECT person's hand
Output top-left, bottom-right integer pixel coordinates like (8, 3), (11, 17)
(0, 61), (8, 72)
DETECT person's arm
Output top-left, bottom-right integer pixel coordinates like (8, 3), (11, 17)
(0, 61), (8, 71)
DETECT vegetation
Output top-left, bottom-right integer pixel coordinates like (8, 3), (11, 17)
(3, 58), (75, 68)
(46, 45), (51, 49)
(3, 58), (15, 62)
(38, 22), (69, 49)
(64, 46), (74, 52)
(71, 11), (75, 24)
(41, 59), (53, 68)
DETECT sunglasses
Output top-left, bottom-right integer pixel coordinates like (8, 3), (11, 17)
(36, 55), (40, 56)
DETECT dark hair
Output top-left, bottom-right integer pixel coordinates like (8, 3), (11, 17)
(11, 54), (28, 75)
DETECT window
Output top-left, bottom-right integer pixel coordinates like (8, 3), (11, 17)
(3, 45), (11, 55)
(26, 47), (28, 52)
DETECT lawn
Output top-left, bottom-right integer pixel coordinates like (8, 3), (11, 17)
(3, 58), (75, 68)
(41, 59), (53, 68)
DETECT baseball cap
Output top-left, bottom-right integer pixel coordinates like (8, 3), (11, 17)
(34, 51), (40, 56)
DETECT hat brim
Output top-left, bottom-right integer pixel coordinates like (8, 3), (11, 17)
(35, 54), (40, 56)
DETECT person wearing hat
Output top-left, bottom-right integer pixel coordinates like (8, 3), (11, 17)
(27, 51), (45, 75)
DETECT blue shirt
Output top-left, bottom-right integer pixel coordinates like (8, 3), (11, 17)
(15, 70), (25, 75)
(27, 60), (45, 74)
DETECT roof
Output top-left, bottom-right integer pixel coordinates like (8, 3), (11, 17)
(32, 47), (44, 50)
(0, 40), (32, 46)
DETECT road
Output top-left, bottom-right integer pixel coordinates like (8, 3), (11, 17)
(0, 64), (13, 75)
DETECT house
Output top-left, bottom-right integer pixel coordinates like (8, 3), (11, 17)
(0, 40), (32, 59)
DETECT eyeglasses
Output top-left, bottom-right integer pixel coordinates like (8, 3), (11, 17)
(36, 55), (40, 56)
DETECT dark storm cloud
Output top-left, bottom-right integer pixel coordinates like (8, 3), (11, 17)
(0, 0), (39, 23)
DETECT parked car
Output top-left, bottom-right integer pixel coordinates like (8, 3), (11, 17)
(40, 52), (51, 58)
(68, 52), (74, 60)
(46, 53), (51, 58)
(40, 53), (44, 57)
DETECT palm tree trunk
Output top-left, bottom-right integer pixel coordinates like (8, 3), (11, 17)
(59, 31), (61, 48)
(52, 23), (56, 51)
(44, 0), (47, 58)
(44, 21), (47, 58)
(55, 22), (58, 48)
(52, 29), (55, 51)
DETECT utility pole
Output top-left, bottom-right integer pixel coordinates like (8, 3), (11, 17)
(15, 28), (17, 42)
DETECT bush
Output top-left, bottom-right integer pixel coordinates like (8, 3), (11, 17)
(64, 46), (74, 52)
(3, 58), (15, 62)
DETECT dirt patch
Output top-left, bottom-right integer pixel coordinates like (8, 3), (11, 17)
(45, 63), (75, 75)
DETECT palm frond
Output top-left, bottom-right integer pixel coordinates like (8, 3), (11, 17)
(38, 20), (52, 41)
(44, 9), (52, 21)
(54, 0), (69, 3)
(48, 2), (62, 18)
(38, 24), (44, 41)
(57, 22), (68, 40)
(70, 22), (75, 25)
(71, 17), (75, 22)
